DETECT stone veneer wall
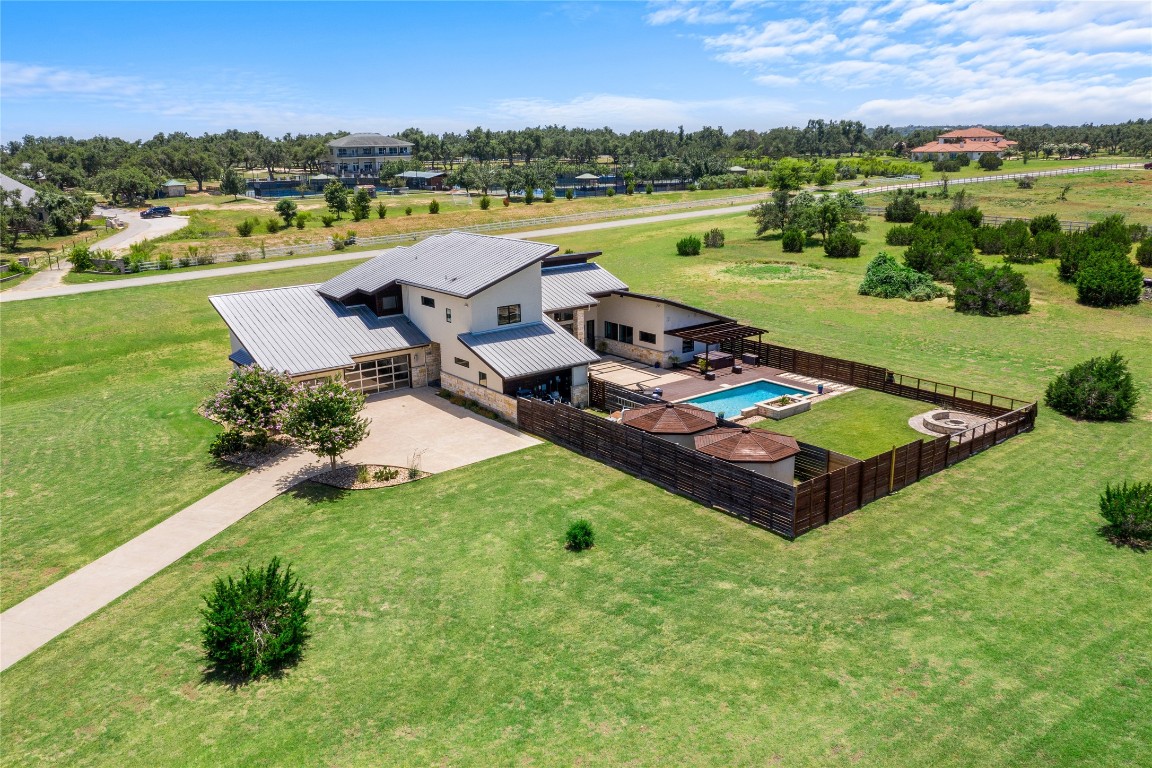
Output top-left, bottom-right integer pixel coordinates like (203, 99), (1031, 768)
(426, 342), (442, 383)
(600, 338), (669, 367)
(570, 382), (589, 408)
(574, 308), (588, 344)
(441, 371), (519, 422)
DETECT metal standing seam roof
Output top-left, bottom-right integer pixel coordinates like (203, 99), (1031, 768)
(328, 133), (414, 148)
(541, 262), (629, 312)
(395, 170), (448, 179)
(694, 427), (800, 463)
(0, 172), (36, 202)
(457, 317), (601, 380)
(620, 402), (718, 434)
(317, 232), (559, 301)
(209, 285), (430, 376)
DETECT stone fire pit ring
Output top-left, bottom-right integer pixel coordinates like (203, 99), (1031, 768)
(919, 409), (985, 436)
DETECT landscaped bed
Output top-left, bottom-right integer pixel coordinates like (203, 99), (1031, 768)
(309, 463), (428, 490)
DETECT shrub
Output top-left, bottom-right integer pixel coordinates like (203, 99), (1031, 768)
(781, 227), (805, 253)
(428, 199), (440, 214)
(265, 218), (281, 234)
(1075, 255), (1143, 307)
(542, 189), (555, 203)
(974, 225), (1005, 255)
(858, 251), (945, 301)
(605, 187), (615, 197)
(332, 239), (346, 251)
(375, 202), (387, 219)
(885, 225), (915, 246)
(201, 558), (311, 681)
(1045, 352), (1137, 421)
(625, 182), (635, 195)
(320, 214), (336, 227)
(884, 191), (920, 223)
(157, 254), (173, 270)
(477, 195), (491, 210)
(1085, 214), (1132, 249)
(208, 429), (246, 459)
(1099, 482), (1152, 542)
(645, 182), (654, 194)
(676, 235), (702, 256)
(932, 158), (962, 172)
(703, 228), (725, 248)
(1000, 220), (1041, 263)
(1135, 237), (1152, 267)
(950, 206), (983, 229)
(565, 520), (595, 551)
(236, 219), (255, 237)
(1058, 231), (1130, 282)
(903, 212), (976, 280)
(373, 467), (399, 482)
(233, 250), (251, 262)
(1128, 223), (1150, 243)
(502, 197), (510, 207)
(951, 262), (1031, 316)
(275, 198), (297, 226)
(1029, 213), (1061, 236)
(524, 188), (534, 205)
(405, 206), (413, 216)
(356, 465), (370, 484)
(1031, 230), (1062, 260)
(68, 244), (94, 272)
(204, 364), (296, 436)
(1017, 176), (1035, 189)
(565, 188), (574, 200)
(977, 153), (1003, 171)
(823, 224), (862, 258)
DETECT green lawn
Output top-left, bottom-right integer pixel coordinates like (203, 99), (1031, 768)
(2, 208), (1150, 765)
(752, 389), (928, 459)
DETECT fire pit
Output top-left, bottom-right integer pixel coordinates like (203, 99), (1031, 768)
(922, 410), (980, 435)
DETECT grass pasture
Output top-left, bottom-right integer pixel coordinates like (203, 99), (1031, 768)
(2, 206), (1151, 765)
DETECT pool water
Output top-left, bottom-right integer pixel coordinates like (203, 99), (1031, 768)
(683, 380), (811, 416)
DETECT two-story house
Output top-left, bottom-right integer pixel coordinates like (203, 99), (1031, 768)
(210, 233), (726, 421)
(323, 133), (415, 178)
(909, 127), (1017, 161)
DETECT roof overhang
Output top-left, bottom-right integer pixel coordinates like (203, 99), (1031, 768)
(665, 320), (769, 345)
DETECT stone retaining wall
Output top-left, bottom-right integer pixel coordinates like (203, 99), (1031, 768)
(441, 371), (518, 422)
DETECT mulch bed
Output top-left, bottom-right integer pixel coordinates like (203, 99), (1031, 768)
(309, 464), (429, 490)
(220, 436), (292, 468)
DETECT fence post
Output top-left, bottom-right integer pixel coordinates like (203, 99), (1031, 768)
(888, 445), (897, 493)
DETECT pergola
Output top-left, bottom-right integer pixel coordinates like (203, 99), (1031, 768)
(666, 321), (769, 373)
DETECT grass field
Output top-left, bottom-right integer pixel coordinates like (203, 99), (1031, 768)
(2, 207), (1150, 765)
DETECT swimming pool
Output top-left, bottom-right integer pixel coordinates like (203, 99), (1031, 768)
(682, 380), (811, 417)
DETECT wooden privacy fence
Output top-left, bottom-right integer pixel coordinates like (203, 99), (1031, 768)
(588, 378), (664, 413)
(793, 402), (1037, 535)
(721, 339), (1029, 417)
(518, 397), (798, 537)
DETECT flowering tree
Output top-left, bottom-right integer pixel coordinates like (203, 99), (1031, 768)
(284, 380), (370, 468)
(204, 365), (296, 436)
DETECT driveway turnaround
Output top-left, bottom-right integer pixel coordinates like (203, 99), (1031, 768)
(0, 390), (538, 670)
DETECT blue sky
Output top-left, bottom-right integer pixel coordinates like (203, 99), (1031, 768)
(2, 1), (1150, 140)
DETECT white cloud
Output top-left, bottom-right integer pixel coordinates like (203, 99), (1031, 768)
(753, 74), (799, 87)
(0, 62), (151, 99)
(646, 1), (754, 25)
(486, 93), (794, 130)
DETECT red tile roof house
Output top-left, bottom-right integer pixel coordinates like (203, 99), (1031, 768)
(909, 127), (1017, 161)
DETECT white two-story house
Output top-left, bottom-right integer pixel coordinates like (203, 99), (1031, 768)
(323, 133), (415, 178)
(210, 233), (726, 421)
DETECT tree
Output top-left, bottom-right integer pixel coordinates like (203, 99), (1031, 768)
(1076, 255), (1143, 308)
(884, 190), (920, 222)
(203, 365), (296, 437)
(274, 199), (298, 226)
(1045, 352), (1138, 421)
(751, 190), (792, 235)
(950, 262), (1031, 316)
(285, 379), (370, 468)
(823, 223), (862, 258)
(0, 189), (40, 250)
(350, 187), (372, 221)
(201, 557), (312, 680)
(1099, 482), (1152, 543)
(219, 167), (246, 200)
(93, 165), (157, 204)
(324, 180), (349, 219)
(977, 153), (1003, 171)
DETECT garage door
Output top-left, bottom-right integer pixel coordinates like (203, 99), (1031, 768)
(345, 354), (411, 394)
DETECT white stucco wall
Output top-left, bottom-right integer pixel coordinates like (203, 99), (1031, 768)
(732, 456), (795, 484)
(469, 263), (543, 333)
(401, 284), (500, 387)
(593, 294), (715, 364)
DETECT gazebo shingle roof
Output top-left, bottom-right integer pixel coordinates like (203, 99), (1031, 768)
(620, 402), (717, 434)
(694, 427), (800, 462)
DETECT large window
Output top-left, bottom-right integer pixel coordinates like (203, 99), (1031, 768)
(498, 304), (521, 326)
(421, 296), (435, 308)
(604, 321), (633, 345)
(639, 331), (656, 345)
(344, 354), (411, 395)
(682, 338), (694, 354)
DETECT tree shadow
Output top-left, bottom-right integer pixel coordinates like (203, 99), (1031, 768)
(284, 479), (349, 505)
(1095, 525), (1150, 553)
(200, 655), (302, 690)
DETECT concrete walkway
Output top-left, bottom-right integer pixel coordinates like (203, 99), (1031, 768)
(0, 390), (538, 670)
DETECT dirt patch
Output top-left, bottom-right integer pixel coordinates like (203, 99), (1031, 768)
(310, 464), (429, 490)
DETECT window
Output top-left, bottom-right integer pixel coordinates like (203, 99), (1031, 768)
(682, 338), (694, 354)
(445, 307), (452, 323)
(497, 304), (521, 326)
(479, 372), (487, 387)
(421, 296), (435, 308)
(454, 357), (470, 368)
(553, 310), (574, 322)
(604, 321), (618, 341)
(639, 331), (656, 345)
(619, 324), (633, 345)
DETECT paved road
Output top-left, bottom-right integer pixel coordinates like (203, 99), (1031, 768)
(2, 162), (1141, 304)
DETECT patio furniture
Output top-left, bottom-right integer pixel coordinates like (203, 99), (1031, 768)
(741, 353), (759, 366)
(732, 363), (742, 374)
(695, 351), (733, 370)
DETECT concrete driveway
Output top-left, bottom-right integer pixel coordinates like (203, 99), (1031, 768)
(348, 388), (538, 472)
(98, 206), (190, 252)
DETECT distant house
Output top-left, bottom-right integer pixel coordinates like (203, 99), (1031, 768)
(158, 179), (186, 198)
(0, 172), (37, 203)
(909, 127), (1017, 161)
(394, 170), (448, 190)
(323, 133), (415, 178)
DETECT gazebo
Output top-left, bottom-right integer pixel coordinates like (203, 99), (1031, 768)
(693, 427), (799, 483)
(620, 402), (717, 447)
(574, 172), (600, 191)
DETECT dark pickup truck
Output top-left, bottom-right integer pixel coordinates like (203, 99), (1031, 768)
(140, 206), (172, 218)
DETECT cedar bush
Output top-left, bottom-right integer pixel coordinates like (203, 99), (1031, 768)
(978, 153), (1003, 171)
(543, 189), (555, 203)
(1045, 352), (1138, 421)
(1135, 237), (1152, 267)
(974, 224), (1006, 255)
(428, 199), (440, 214)
(208, 429), (246, 459)
(236, 219), (255, 237)
(524, 188), (535, 205)
(375, 202), (387, 219)
(703, 228), (725, 248)
(565, 520), (595, 551)
(950, 262), (1030, 316)
(1029, 213), (1062, 236)
(1031, 230), (1062, 260)
(885, 225), (914, 246)
(1075, 255), (1143, 307)
(781, 228), (805, 253)
(320, 214), (336, 227)
(605, 187), (615, 197)
(265, 218), (281, 234)
(1001, 220), (1042, 264)
(884, 190), (920, 223)
(858, 252), (945, 301)
(479, 195), (491, 210)
(565, 188), (574, 200)
(1099, 482), (1152, 543)
(903, 213), (975, 280)
(676, 236), (702, 256)
(201, 558), (312, 680)
(823, 223), (862, 258)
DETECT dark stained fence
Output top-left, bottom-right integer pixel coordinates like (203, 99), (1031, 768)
(722, 339), (1028, 418)
(588, 378), (664, 413)
(518, 398), (797, 537)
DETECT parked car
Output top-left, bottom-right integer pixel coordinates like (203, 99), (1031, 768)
(140, 206), (172, 218)
(1144, 162), (1152, 170)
